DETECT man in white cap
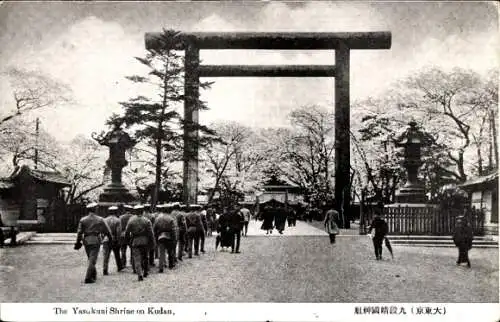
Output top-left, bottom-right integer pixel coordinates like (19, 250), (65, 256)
(102, 205), (124, 275)
(119, 205), (134, 268)
(154, 204), (178, 272)
(124, 204), (155, 281)
(172, 203), (187, 262)
(143, 203), (157, 267)
(199, 205), (208, 253)
(74, 202), (113, 284)
(186, 204), (204, 258)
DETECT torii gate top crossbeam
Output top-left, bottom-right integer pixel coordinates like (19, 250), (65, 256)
(145, 31), (391, 50)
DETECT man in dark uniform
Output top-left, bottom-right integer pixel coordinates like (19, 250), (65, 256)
(287, 206), (297, 227)
(217, 206), (231, 250)
(180, 204), (190, 254)
(274, 204), (287, 234)
(102, 205), (124, 275)
(143, 203), (156, 267)
(368, 213), (388, 260)
(186, 205), (204, 258)
(124, 204), (155, 281)
(154, 204), (178, 272)
(173, 203), (187, 262)
(199, 205), (208, 253)
(119, 204), (134, 268)
(229, 204), (244, 253)
(453, 214), (473, 268)
(74, 202), (113, 284)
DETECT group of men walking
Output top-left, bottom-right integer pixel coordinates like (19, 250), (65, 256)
(74, 201), (226, 283)
(259, 203), (297, 235)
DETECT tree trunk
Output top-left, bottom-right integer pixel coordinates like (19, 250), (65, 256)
(490, 110), (498, 167)
(457, 151), (467, 182)
(153, 137), (162, 208)
(208, 178), (220, 204)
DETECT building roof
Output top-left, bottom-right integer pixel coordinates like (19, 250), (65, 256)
(30, 169), (71, 186)
(10, 165), (71, 186)
(459, 172), (498, 188)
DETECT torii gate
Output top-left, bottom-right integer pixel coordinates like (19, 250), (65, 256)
(145, 31), (391, 225)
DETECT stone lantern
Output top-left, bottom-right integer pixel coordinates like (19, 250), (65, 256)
(92, 124), (136, 205)
(393, 121), (434, 203)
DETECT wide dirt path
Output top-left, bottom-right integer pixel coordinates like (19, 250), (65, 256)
(0, 226), (497, 303)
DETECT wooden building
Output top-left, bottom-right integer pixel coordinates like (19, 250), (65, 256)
(0, 165), (70, 232)
(460, 172), (498, 236)
(258, 178), (303, 204)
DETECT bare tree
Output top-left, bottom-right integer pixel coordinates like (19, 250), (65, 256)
(0, 118), (63, 173)
(0, 67), (73, 126)
(201, 121), (250, 203)
(58, 136), (106, 204)
(283, 105), (335, 204)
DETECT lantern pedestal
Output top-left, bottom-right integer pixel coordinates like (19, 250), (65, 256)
(99, 182), (134, 201)
(98, 184), (135, 216)
(395, 182), (427, 204)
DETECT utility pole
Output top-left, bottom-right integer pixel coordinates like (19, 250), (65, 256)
(35, 118), (40, 170)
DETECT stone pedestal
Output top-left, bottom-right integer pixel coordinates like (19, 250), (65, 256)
(98, 183), (136, 216)
(395, 182), (427, 203)
(99, 183), (135, 203)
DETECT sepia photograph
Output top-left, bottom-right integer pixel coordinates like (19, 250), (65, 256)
(0, 1), (498, 320)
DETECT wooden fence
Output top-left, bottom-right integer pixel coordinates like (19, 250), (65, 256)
(361, 205), (484, 236)
(64, 204), (86, 233)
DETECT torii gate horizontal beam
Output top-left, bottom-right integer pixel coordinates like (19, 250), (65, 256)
(198, 65), (336, 77)
(145, 31), (391, 50)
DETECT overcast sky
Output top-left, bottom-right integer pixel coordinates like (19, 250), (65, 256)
(0, 1), (498, 141)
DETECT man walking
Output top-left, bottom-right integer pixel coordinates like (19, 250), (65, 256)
(239, 206), (251, 237)
(173, 203), (187, 262)
(119, 204), (134, 268)
(229, 205), (244, 253)
(74, 202), (113, 284)
(368, 213), (388, 260)
(181, 204), (190, 254)
(102, 206), (124, 275)
(154, 204), (178, 272)
(453, 214), (473, 268)
(199, 205), (208, 253)
(206, 205), (215, 236)
(143, 204), (156, 267)
(124, 204), (155, 281)
(274, 204), (287, 235)
(186, 205), (204, 258)
(287, 206), (297, 227)
(217, 207), (231, 250)
(323, 207), (340, 244)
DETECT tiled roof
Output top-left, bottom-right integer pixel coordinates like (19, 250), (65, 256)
(10, 165), (71, 186)
(30, 169), (71, 186)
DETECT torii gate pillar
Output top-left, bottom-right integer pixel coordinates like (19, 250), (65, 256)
(145, 31), (391, 227)
(335, 41), (350, 225)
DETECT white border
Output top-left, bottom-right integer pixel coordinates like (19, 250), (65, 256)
(1, 303), (500, 322)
